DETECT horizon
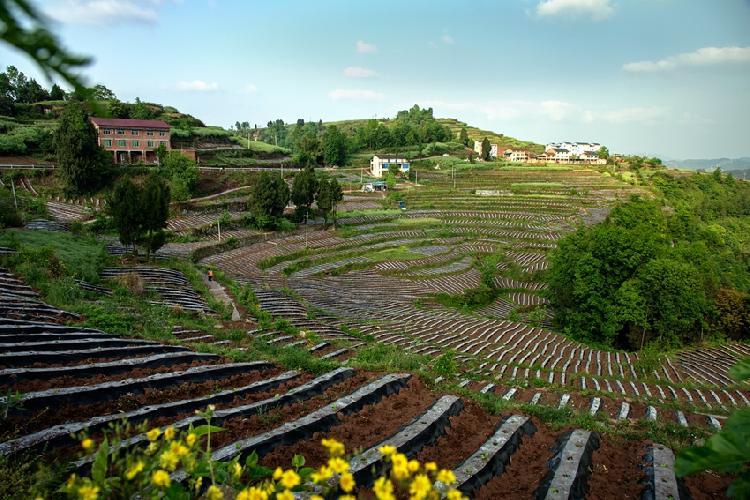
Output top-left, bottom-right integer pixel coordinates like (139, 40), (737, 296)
(1, 0), (749, 159)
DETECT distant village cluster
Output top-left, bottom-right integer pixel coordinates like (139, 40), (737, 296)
(474, 140), (608, 165)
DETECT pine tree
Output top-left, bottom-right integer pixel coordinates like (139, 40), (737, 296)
(55, 100), (109, 194)
(251, 171), (290, 220)
(322, 125), (347, 166)
(139, 173), (170, 259)
(316, 176), (343, 227)
(291, 166), (318, 221)
(459, 127), (469, 146)
(481, 137), (491, 161)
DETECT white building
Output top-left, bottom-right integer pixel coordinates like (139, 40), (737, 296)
(503, 149), (529, 162)
(546, 141), (602, 157)
(473, 140), (498, 159)
(370, 155), (410, 178)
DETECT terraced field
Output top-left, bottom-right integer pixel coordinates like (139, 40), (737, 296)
(0, 268), (732, 498)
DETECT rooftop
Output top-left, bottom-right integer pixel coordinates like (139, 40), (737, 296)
(90, 117), (171, 130)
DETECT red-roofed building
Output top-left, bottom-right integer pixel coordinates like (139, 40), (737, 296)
(90, 117), (171, 164)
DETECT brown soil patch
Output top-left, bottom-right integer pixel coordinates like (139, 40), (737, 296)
(684, 471), (732, 499)
(1, 368), (281, 440)
(586, 437), (647, 499)
(3, 358), (224, 393)
(260, 376), (436, 469)
(474, 419), (565, 499)
(210, 372), (376, 449)
(416, 400), (504, 469)
(0, 352), (164, 370)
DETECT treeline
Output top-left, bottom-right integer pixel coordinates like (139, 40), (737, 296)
(248, 105), (456, 167)
(548, 169), (750, 350)
(0, 65), (65, 116)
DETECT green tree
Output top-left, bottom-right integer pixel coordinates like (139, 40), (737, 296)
(108, 177), (143, 250)
(388, 163), (400, 177)
(250, 171), (290, 220)
(598, 145), (609, 160)
(291, 166), (317, 221)
(481, 137), (491, 161)
(55, 100), (110, 194)
(316, 176), (343, 226)
(49, 83), (65, 100)
(161, 151), (198, 202)
(91, 84), (116, 101)
(139, 173), (170, 259)
(386, 173), (396, 190)
(322, 125), (347, 167)
(459, 127), (469, 146)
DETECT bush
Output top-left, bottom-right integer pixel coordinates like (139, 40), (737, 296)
(0, 190), (22, 227)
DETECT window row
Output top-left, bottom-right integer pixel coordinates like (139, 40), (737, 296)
(103, 139), (168, 148)
(102, 129), (167, 136)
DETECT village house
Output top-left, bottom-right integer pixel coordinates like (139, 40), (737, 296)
(543, 141), (606, 164)
(90, 117), (171, 164)
(473, 140), (498, 159)
(370, 155), (410, 178)
(503, 149), (530, 162)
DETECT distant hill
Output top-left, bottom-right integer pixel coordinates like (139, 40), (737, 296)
(666, 157), (750, 171)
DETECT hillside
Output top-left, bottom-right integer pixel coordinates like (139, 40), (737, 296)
(438, 118), (546, 154)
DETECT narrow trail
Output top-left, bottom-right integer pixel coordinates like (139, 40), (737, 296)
(201, 271), (241, 320)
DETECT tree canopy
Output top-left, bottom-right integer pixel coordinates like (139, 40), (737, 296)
(250, 171), (290, 221)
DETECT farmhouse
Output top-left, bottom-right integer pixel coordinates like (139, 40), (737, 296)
(90, 117), (171, 164)
(370, 155), (410, 178)
(503, 149), (530, 163)
(473, 140), (498, 159)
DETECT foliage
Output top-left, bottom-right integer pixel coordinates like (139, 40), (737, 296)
(0, 188), (22, 227)
(322, 124), (348, 166)
(676, 358), (750, 498)
(290, 166), (317, 220)
(161, 151), (199, 201)
(480, 137), (491, 161)
(548, 171), (750, 349)
(316, 175), (343, 226)
(458, 127), (469, 147)
(55, 100), (112, 194)
(351, 343), (429, 372)
(250, 171), (290, 221)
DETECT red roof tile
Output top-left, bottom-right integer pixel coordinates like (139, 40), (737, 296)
(90, 117), (170, 130)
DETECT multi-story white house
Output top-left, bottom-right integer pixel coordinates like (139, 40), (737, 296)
(503, 149), (529, 162)
(370, 155), (410, 178)
(473, 140), (498, 159)
(546, 141), (602, 157)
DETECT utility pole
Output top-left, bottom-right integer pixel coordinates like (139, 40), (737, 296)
(217, 219), (222, 242)
(452, 165), (456, 190)
(247, 131), (250, 149)
(10, 177), (17, 210)
(415, 170), (418, 186)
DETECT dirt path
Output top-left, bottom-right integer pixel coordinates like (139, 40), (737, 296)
(202, 271), (241, 320)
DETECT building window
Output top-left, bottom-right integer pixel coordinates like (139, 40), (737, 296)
(131, 130), (139, 135)
(103, 129), (112, 135)
(132, 140), (140, 147)
(159, 131), (166, 136)
(117, 140), (126, 147)
(103, 139), (112, 147)
(116, 129), (124, 135)
(147, 140), (154, 147)
(146, 131), (154, 136)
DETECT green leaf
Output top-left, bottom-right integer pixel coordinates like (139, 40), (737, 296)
(292, 454), (305, 468)
(244, 450), (259, 468)
(727, 473), (750, 499)
(91, 438), (109, 485)
(298, 467), (315, 480)
(246, 465), (273, 482)
(729, 358), (750, 382)
(191, 424), (224, 437)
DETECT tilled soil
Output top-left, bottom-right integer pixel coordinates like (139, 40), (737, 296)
(474, 420), (565, 499)
(0, 352), (163, 369)
(3, 358), (225, 393)
(1, 368), (282, 440)
(260, 376), (436, 469)
(586, 437), (647, 499)
(210, 372), (376, 449)
(684, 471), (733, 499)
(415, 400), (504, 470)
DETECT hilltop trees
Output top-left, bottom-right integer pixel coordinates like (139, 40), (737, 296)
(108, 173), (170, 259)
(55, 100), (110, 194)
(322, 125), (348, 166)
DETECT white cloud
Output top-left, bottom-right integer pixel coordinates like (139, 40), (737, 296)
(243, 84), (258, 93)
(343, 66), (378, 78)
(589, 106), (667, 124)
(176, 80), (220, 91)
(44, 0), (159, 25)
(623, 46), (750, 72)
(441, 34), (455, 45)
(536, 0), (614, 21)
(356, 41), (377, 53)
(328, 89), (384, 101)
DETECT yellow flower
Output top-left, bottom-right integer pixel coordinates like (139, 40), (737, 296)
(390, 453), (409, 479)
(321, 437), (345, 457)
(163, 426), (176, 441)
(146, 442), (158, 455)
(273, 467), (284, 480)
(66, 474), (77, 489)
(425, 462), (437, 472)
(446, 489), (465, 500)
(379, 445), (397, 457)
(147, 428), (161, 442)
(311, 465), (333, 484)
(159, 450), (180, 471)
(232, 461), (242, 480)
(280, 469), (301, 489)
(409, 474), (432, 500)
(76, 484), (99, 500)
(205, 484), (223, 500)
(408, 460), (421, 473)
(186, 433), (197, 447)
(125, 461), (144, 480)
(151, 470), (171, 488)
(436, 469), (457, 485)
(373, 477), (395, 500)
(194, 477), (203, 492)
(276, 490), (293, 500)
(81, 438), (94, 451)
(338, 496), (355, 500)
(328, 457), (350, 475)
(339, 472), (355, 493)
(310, 496), (324, 500)
(236, 487), (268, 500)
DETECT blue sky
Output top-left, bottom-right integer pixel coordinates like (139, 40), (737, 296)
(2, 0), (749, 158)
